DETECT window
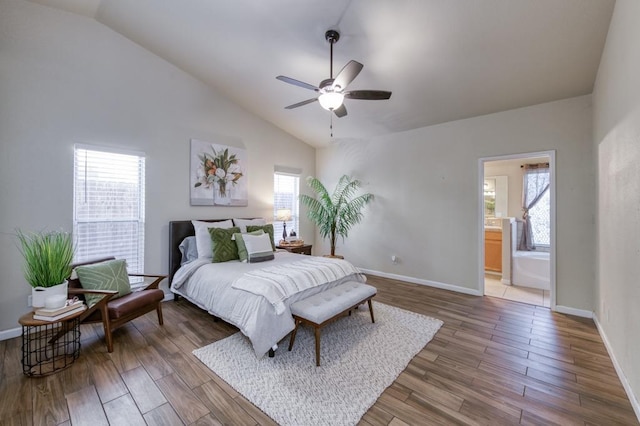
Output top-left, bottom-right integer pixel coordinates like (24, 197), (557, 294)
(273, 169), (300, 242)
(523, 167), (550, 248)
(73, 145), (145, 273)
(529, 187), (550, 247)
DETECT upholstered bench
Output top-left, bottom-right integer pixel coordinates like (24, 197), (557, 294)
(288, 281), (377, 366)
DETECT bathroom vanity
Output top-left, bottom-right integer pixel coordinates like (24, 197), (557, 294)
(485, 227), (502, 272)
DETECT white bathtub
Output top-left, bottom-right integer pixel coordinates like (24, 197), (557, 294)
(512, 250), (550, 290)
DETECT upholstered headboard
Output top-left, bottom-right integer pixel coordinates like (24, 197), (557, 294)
(168, 218), (260, 285)
(169, 220), (218, 285)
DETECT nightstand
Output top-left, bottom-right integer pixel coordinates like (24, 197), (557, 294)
(277, 244), (312, 255)
(19, 309), (84, 376)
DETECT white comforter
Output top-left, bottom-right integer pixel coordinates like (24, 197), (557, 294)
(171, 252), (365, 357)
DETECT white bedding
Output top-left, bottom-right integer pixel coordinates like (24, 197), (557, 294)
(170, 252), (365, 357)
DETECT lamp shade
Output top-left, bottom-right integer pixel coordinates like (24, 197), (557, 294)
(318, 92), (344, 111)
(276, 208), (291, 222)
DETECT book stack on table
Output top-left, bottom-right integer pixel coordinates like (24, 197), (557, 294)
(33, 300), (86, 321)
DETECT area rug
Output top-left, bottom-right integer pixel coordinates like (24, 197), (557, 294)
(193, 302), (443, 426)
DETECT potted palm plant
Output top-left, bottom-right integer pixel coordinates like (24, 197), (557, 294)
(300, 175), (373, 258)
(16, 229), (75, 308)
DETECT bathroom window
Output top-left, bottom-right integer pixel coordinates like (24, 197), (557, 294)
(529, 189), (550, 246)
(523, 166), (550, 248)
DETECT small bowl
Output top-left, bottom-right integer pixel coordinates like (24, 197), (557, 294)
(44, 294), (67, 310)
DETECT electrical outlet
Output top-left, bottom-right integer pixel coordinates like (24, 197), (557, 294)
(391, 255), (398, 264)
(27, 295), (32, 307)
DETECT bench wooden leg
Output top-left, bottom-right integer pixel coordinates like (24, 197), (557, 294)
(314, 327), (321, 367)
(368, 299), (375, 323)
(288, 318), (301, 351)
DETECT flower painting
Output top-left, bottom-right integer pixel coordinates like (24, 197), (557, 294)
(190, 139), (248, 206)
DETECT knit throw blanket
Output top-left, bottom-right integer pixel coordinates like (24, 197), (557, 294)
(232, 256), (364, 314)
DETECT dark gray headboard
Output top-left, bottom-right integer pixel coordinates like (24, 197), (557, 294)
(169, 219), (223, 285)
(168, 218), (259, 285)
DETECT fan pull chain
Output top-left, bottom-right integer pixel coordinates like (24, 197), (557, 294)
(330, 114), (334, 138)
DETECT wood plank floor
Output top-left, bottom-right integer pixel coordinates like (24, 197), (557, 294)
(1, 275), (638, 425)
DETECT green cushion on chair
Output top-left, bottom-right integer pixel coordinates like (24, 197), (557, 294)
(75, 259), (132, 307)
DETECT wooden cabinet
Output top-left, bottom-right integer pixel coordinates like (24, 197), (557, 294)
(276, 244), (312, 255)
(485, 229), (502, 273)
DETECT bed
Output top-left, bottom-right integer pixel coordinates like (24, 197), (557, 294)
(168, 219), (366, 357)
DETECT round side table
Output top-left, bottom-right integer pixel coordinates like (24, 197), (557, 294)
(18, 309), (83, 377)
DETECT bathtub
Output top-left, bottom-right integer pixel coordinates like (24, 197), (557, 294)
(512, 250), (550, 290)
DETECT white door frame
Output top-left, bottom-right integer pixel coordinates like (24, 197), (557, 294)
(478, 150), (556, 310)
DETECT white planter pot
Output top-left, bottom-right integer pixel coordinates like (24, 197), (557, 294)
(31, 280), (68, 308)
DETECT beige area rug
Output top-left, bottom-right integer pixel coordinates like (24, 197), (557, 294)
(193, 302), (443, 426)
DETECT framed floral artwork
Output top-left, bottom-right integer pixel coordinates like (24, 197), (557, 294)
(190, 138), (248, 206)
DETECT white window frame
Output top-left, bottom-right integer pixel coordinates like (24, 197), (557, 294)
(73, 144), (145, 273)
(273, 168), (301, 243)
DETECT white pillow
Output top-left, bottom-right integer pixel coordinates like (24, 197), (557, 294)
(233, 218), (267, 233)
(192, 220), (234, 259)
(243, 233), (275, 263)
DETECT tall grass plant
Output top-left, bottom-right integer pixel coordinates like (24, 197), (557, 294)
(16, 229), (75, 288)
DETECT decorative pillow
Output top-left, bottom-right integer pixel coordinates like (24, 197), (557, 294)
(234, 230), (265, 263)
(192, 219), (234, 259)
(178, 236), (198, 265)
(208, 226), (241, 263)
(75, 259), (132, 307)
(246, 224), (276, 251)
(243, 233), (276, 263)
(233, 218), (267, 233)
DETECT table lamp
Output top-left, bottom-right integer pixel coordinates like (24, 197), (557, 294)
(276, 208), (292, 241)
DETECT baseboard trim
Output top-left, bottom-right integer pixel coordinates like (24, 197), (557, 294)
(1, 294), (174, 341)
(501, 278), (512, 285)
(0, 327), (21, 341)
(554, 305), (593, 318)
(593, 313), (640, 422)
(359, 268), (483, 296)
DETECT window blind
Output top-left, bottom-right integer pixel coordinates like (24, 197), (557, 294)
(73, 145), (145, 273)
(273, 172), (300, 242)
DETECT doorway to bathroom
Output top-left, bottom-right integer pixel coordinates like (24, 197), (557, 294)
(479, 151), (555, 308)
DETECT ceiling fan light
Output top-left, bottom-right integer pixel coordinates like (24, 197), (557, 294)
(318, 92), (344, 111)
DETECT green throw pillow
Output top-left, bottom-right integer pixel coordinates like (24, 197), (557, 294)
(209, 226), (241, 262)
(234, 230), (264, 262)
(246, 224), (276, 251)
(75, 259), (132, 307)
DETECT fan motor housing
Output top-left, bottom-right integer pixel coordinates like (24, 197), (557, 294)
(325, 30), (340, 44)
(319, 78), (335, 91)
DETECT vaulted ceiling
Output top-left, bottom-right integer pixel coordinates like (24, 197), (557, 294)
(28, 0), (615, 147)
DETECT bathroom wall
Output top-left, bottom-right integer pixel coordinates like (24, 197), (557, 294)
(484, 156), (550, 219)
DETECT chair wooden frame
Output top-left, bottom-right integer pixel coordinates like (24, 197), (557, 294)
(68, 257), (166, 352)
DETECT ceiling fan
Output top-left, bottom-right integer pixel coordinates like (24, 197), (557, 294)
(276, 29), (392, 118)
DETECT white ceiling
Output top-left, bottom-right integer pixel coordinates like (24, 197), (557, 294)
(29, 0), (615, 147)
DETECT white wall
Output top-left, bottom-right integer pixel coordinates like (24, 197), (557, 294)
(592, 0), (640, 413)
(0, 0), (315, 333)
(317, 95), (594, 309)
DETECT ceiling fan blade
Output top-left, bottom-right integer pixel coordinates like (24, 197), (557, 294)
(333, 104), (347, 118)
(285, 98), (318, 109)
(332, 60), (363, 91)
(345, 90), (392, 100)
(276, 76), (319, 92)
